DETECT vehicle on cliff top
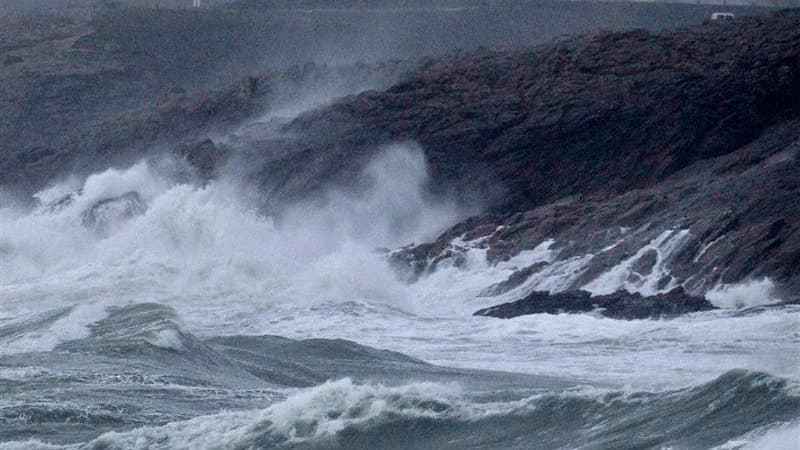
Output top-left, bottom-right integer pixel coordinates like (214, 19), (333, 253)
(711, 12), (736, 21)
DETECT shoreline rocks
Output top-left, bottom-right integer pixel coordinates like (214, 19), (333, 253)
(80, 191), (146, 236)
(474, 287), (717, 320)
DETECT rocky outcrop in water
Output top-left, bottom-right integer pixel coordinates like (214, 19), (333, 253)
(474, 287), (716, 320)
(80, 191), (146, 235)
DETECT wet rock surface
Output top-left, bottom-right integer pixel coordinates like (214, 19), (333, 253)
(80, 191), (146, 236)
(474, 287), (716, 320)
(177, 139), (230, 181)
(392, 117), (800, 296)
(479, 262), (551, 297)
(3, 8), (798, 296)
(4, 1), (751, 199)
(247, 11), (800, 298)
(262, 10), (800, 213)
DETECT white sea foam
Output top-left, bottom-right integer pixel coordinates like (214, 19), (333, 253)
(706, 278), (783, 309)
(741, 421), (800, 450)
(0, 379), (588, 449)
(0, 366), (52, 382)
(1, 141), (797, 387)
(0, 303), (108, 355)
(583, 229), (691, 295)
(0, 144), (461, 349)
(0, 440), (67, 450)
(713, 420), (800, 450)
(265, 378), (465, 441)
(146, 329), (185, 351)
(25, 380), (469, 449)
(5, 375), (778, 449)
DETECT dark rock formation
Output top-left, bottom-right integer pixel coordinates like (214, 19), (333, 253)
(593, 288), (717, 319)
(0, 7), (417, 197)
(257, 10), (800, 213)
(392, 117), (800, 295)
(475, 290), (594, 318)
(479, 262), (551, 297)
(4, 8), (797, 295)
(80, 191), (146, 235)
(178, 139), (230, 181)
(474, 287), (716, 320)
(301, 11), (797, 295)
(6, 1), (743, 198)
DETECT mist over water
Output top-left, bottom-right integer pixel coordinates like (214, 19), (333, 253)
(0, 143), (466, 346)
(2, 142), (798, 390)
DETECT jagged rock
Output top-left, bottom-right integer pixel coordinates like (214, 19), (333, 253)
(475, 290), (593, 318)
(479, 262), (550, 297)
(45, 193), (75, 212)
(591, 287), (716, 319)
(632, 250), (658, 277)
(80, 191), (146, 236)
(262, 10), (800, 214)
(177, 139), (229, 181)
(246, 12), (800, 295)
(5, 8), (798, 295)
(474, 287), (716, 320)
(391, 118), (800, 295)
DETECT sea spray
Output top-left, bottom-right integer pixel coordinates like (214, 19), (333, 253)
(706, 278), (783, 309)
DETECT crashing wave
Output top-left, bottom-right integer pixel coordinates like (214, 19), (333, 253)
(3, 371), (796, 450)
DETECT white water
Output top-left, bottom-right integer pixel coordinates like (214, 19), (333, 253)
(715, 420), (800, 450)
(3, 374), (796, 450)
(583, 229), (691, 295)
(706, 278), (783, 309)
(0, 379), (590, 449)
(2, 146), (799, 391)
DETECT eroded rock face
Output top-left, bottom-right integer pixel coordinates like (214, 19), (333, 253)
(259, 10), (800, 213)
(81, 191), (146, 236)
(178, 139), (230, 181)
(479, 262), (550, 297)
(474, 287), (715, 320)
(475, 290), (594, 318)
(592, 287), (716, 319)
(243, 11), (800, 297)
(390, 118), (800, 297)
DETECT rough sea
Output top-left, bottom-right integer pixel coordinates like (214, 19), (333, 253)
(2, 80), (799, 450)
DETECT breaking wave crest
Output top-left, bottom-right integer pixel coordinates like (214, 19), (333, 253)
(0, 143), (464, 347)
(3, 370), (797, 450)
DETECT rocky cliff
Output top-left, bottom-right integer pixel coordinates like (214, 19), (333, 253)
(267, 10), (799, 212)
(3, 7), (798, 298)
(263, 10), (800, 296)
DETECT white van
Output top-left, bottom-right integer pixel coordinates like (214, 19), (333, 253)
(710, 12), (735, 21)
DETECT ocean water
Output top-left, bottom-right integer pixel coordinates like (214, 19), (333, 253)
(2, 144), (798, 449)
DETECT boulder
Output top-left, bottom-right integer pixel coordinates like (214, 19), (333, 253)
(474, 290), (593, 318)
(474, 287), (716, 320)
(177, 139), (229, 181)
(80, 191), (146, 236)
(591, 287), (716, 320)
